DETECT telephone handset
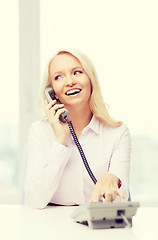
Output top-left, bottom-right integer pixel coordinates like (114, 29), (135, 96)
(45, 86), (69, 122)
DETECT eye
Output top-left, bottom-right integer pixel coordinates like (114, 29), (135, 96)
(74, 70), (83, 75)
(54, 75), (62, 80)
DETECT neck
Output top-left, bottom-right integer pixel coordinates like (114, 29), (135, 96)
(67, 104), (93, 137)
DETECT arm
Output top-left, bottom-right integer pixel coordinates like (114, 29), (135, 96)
(108, 126), (131, 200)
(24, 122), (73, 209)
(89, 125), (131, 203)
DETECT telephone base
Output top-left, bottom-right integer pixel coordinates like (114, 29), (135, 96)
(78, 218), (132, 229)
(71, 201), (139, 229)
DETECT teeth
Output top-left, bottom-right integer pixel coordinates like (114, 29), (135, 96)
(66, 89), (81, 95)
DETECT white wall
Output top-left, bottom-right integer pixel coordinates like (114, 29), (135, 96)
(0, 0), (19, 203)
(40, 0), (158, 138)
(19, 0), (40, 201)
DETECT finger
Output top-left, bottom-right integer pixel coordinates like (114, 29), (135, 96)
(101, 185), (115, 201)
(45, 102), (65, 120)
(89, 194), (100, 203)
(104, 192), (112, 202)
(51, 103), (64, 112)
(55, 108), (67, 120)
(109, 186), (118, 201)
(116, 189), (125, 201)
(47, 104), (64, 117)
(89, 188), (101, 203)
(45, 99), (56, 110)
(103, 188), (117, 202)
(111, 191), (117, 201)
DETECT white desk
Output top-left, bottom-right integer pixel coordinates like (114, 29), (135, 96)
(0, 204), (158, 240)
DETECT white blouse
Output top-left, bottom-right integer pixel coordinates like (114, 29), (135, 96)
(24, 116), (131, 209)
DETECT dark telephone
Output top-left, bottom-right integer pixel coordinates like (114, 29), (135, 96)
(44, 86), (139, 229)
(45, 86), (69, 122)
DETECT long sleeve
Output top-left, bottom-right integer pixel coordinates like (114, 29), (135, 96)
(24, 121), (73, 209)
(24, 117), (131, 208)
(108, 125), (131, 200)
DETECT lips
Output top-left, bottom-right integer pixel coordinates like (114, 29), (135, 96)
(65, 88), (82, 96)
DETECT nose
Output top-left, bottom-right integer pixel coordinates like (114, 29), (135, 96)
(65, 74), (76, 86)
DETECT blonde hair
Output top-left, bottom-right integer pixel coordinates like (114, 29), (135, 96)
(38, 48), (122, 126)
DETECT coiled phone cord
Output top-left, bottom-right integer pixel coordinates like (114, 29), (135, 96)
(65, 119), (97, 185)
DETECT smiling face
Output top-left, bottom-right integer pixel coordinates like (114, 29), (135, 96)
(49, 53), (92, 109)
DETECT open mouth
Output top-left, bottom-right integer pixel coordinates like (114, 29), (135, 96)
(65, 88), (82, 96)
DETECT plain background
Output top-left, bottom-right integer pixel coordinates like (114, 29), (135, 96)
(0, 0), (158, 204)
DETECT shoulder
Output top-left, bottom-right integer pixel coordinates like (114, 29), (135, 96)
(28, 120), (54, 139)
(99, 120), (130, 141)
(98, 121), (131, 151)
(30, 119), (51, 131)
(30, 119), (50, 130)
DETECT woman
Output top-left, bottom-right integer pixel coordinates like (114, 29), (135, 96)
(24, 49), (131, 209)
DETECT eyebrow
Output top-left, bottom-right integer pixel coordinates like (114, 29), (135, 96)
(52, 66), (84, 76)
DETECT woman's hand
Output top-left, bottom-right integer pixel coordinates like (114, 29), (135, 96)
(45, 100), (70, 146)
(89, 173), (125, 203)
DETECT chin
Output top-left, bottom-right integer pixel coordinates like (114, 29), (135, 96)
(66, 100), (90, 109)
